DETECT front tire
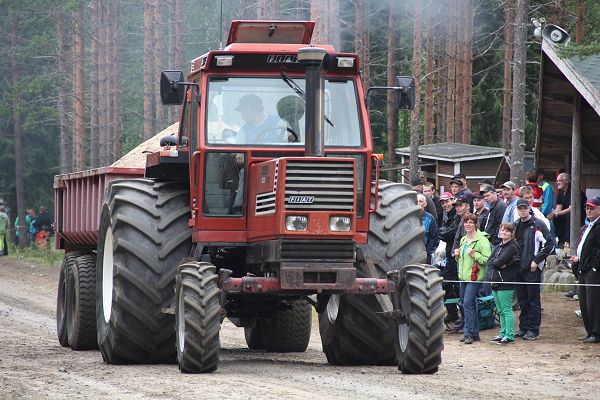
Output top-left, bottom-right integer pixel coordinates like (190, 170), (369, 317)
(244, 321), (266, 350)
(394, 264), (445, 374)
(96, 179), (192, 364)
(319, 182), (428, 366)
(175, 262), (221, 373)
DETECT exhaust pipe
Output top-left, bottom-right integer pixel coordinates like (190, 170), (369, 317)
(298, 47), (326, 157)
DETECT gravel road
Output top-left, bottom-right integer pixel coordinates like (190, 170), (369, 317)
(1, 256), (599, 400)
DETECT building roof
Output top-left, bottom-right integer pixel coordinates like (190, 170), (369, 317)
(542, 40), (600, 116)
(537, 39), (600, 171)
(395, 143), (504, 162)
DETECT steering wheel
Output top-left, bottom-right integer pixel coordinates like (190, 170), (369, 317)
(253, 126), (288, 144)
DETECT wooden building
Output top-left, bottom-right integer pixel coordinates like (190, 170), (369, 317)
(536, 37), (600, 245)
(395, 143), (533, 193)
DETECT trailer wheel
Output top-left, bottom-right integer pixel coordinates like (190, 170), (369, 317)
(262, 299), (311, 352)
(175, 262), (221, 373)
(394, 264), (445, 374)
(56, 251), (82, 347)
(67, 254), (98, 350)
(319, 182), (438, 368)
(244, 321), (265, 350)
(96, 179), (192, 364)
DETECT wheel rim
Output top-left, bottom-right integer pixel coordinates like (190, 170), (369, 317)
(102, 227), (114, 323)
(326, 294), (340, 323)
(177, 286), (186, 353)
(397, 285), (410, 352)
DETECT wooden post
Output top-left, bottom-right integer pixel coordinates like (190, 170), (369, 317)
(570, 94), (582, 251)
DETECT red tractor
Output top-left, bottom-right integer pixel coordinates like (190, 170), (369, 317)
(54, 20), (444, 374)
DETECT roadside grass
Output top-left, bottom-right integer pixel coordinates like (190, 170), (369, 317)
(9, 243), (63, 268)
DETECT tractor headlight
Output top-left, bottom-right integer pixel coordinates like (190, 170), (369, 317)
(285, 216), (308, 231)
(329, 216), (351, 232)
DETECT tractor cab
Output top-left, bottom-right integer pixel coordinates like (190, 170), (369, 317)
(157, 20), (374, 246)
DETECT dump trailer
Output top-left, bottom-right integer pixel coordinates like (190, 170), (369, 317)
(54, 20), (445, 374)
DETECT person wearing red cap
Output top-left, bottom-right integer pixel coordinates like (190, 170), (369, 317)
(570, 196), (600, 343)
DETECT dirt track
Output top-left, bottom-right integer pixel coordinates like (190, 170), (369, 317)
(1, 255), (599, 400)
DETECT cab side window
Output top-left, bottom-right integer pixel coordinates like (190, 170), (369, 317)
(203, 152), (245, 216)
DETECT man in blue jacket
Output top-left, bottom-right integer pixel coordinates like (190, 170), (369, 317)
(417, 194), (439, 264)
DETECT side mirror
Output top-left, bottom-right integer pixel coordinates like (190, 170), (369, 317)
(160, 70), (185, 105)
(395, 76), (415, 110)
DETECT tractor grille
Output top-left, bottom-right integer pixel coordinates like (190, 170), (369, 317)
(284, 160), (354, 211)
(280, 240), (355, 262)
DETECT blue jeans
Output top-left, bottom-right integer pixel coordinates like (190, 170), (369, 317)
(460, 282), (481, 338)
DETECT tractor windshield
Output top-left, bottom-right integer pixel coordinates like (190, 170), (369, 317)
(206, 76), (363, 147)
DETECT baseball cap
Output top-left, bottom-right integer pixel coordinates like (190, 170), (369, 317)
(440, 192), (454, 201)
(480, 184), (495, 194)
(454, 195), (469, 205)
(585, 197), (600, 208)
(516, 198), (530, 208)
(501, 181), (517, 190)
(473, 192), (484, 200)
(450, 173), (465, 186)
(236, 94), (263, 112)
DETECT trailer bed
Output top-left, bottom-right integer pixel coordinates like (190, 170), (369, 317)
(54, 166), (144, 250)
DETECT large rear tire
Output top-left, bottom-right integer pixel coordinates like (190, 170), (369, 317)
(67, 254), (98, 350)
(96, 179), (192, 364)
(394, 264), (445, 374)
(56, 251), (83, 347)
(175, 262), (221, 373)
(319, 182), (428, 366)
(262, 299), (311, 353)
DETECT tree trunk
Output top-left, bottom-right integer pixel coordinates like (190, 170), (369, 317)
(154, 1), (164, 131)
(454, 0), (465, 144)
(10, 17), (28, 248)
(354, 0), (370, 89)
(462, 0), (474, 144)
(89, 0), (99, 168)
(105, 0), (115, 164)
(445, 3), (457, 143)
(98, 0), (108, 166)
(167, 0), (184, 124)
(575, 0), (584, 44)
(386, 1), (399, 181)
(509, 0), (528, 186)
(257, 0), (277, 19)
(409, 0), (423, 180)
(143, 0), (155, 140)
(57, 10), (72, 173)
(311, 0), (340, 48)
(423, 0), (436, 145)
(72, 10), (86, 171)
(437, 22), (447, 143)
(502, 0), (515, 152)
(112, 0), (122, 162)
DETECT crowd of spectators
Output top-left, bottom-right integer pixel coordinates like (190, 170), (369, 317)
(412, 168), (599, 344)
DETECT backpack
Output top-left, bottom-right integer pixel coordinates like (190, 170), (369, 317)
(478, 295), (497, 330)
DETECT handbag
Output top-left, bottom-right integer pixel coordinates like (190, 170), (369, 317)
(471, 261), (479, 281)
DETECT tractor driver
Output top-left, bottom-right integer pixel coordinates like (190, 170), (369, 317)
(235, 94), (286, 144)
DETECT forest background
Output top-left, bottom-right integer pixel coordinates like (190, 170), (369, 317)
(1, 0), (599, 222)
